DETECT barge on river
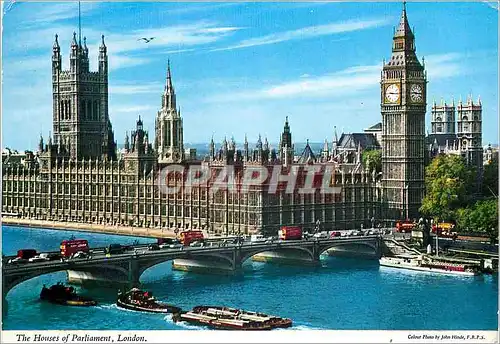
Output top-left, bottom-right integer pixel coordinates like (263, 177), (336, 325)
(117, 288), (181, 314)
(173, 305), (292, 330)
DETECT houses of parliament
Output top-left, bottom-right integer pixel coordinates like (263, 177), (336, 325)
(1, 5), (484, 236)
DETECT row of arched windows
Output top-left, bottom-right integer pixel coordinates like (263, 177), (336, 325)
(59, 99), (100, 121)
(80, 100), (100, 121)
(60, 100), (72, 120)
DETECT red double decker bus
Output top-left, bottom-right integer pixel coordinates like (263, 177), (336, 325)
(60, 239), (89, 257)
(278, 226), (303, 240)
(395, 220), (415, 233)
(179, 231), (204, 246)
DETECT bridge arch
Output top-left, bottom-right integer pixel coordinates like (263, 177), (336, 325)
(239, 245), (316, 265)
(318, 238), (380, 257)
(3, 264), (129, 298)
(136, 252), (236, 278)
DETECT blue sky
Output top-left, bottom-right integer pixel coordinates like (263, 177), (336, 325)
(2, 1), (498, 151)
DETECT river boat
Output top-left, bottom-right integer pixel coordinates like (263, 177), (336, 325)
(40, 282), (97, 306)
(379, 255), (479, 276)
(116, 288), (181, 314)
(173, 305), (292, 330)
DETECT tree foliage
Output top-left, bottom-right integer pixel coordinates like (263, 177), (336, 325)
(362, 149), (382, 173)
(456, 199), (498, 242)
(482, 156), (498, 198)
(420, 154), (475, 221)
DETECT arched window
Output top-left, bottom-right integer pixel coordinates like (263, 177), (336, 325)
(86, 100), (92, 121)
(462, 115), (468, 121)
(94, 101), (98, 121)
(68, 100), (72, 120)
(60, 100), (64, 120)
(81, 100), (86, 120)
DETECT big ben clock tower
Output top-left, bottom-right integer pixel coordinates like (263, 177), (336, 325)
(381, 3), (426, 220)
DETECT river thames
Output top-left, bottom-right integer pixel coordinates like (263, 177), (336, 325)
(2, 225), (498, 330)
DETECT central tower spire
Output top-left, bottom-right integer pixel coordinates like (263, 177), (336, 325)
(156, 61), (184, 164)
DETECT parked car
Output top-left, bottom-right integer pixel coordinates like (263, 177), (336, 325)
(330, 231), (341, 238)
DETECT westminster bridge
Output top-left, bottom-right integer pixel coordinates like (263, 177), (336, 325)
(3, 235), (381, 297)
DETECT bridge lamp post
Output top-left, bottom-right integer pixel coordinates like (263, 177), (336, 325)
(315, 219), (321, 234)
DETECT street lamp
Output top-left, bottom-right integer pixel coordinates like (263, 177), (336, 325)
(315, 219), (321, 233)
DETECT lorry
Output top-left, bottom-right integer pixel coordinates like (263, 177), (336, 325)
(278, 226), (303, 241)
(60, 240), (89, 258)
(179, 230), (204, 246)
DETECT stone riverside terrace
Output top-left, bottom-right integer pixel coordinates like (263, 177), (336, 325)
(2, 235), (381, 297)
(5, 5), (474, 236)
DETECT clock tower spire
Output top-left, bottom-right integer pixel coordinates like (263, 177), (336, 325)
(381, 3), (426, 220)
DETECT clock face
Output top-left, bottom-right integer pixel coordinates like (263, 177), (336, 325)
(410, 84), (423, 102)
(385, 84), (400, 103)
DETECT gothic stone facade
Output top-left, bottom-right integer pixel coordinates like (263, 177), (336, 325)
(3, 6), (424, 235)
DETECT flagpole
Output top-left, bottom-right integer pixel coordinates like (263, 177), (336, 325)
(78, 0), (81, 44)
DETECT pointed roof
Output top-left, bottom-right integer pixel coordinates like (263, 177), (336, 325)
(71, 32), (78, 46)
(394, 2), (414, 38)
(333, 126), (338, 144)
(323, 139), (329, 152)
(365, 122), (382, 131)
(53, 34), (60, 49)
(99, 35), (106, 52)
(298, 140), (316, 164)
(166, 59), (174, 92)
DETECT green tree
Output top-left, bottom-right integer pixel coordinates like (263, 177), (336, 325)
(361, 149), (382, 173)
(420, 154), (475, 221)
(456, 199), (498, 243)
(482, 156), (498, 198)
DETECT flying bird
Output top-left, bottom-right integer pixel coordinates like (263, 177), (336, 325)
(138, 37), (155, 43)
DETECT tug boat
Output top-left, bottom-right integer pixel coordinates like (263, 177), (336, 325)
(172, 305), (292, 330)
(379, 255), (479, 276)
(40, 282), (97, 306)
(116, 288), (181, 314)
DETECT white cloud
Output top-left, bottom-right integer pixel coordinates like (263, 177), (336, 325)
(211, 18), (390, 51)
(110, 105), (156, 114)
(109, 83), (163, 95)
(205, 52), (465, 103)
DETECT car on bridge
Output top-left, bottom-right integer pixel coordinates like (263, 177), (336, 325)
(29, 254), (50, 263)
(8, 257), (28, 265)
(190, 241), (204, 247)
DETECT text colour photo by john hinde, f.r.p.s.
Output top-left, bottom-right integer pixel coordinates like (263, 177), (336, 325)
(1, 1), (499, 343)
